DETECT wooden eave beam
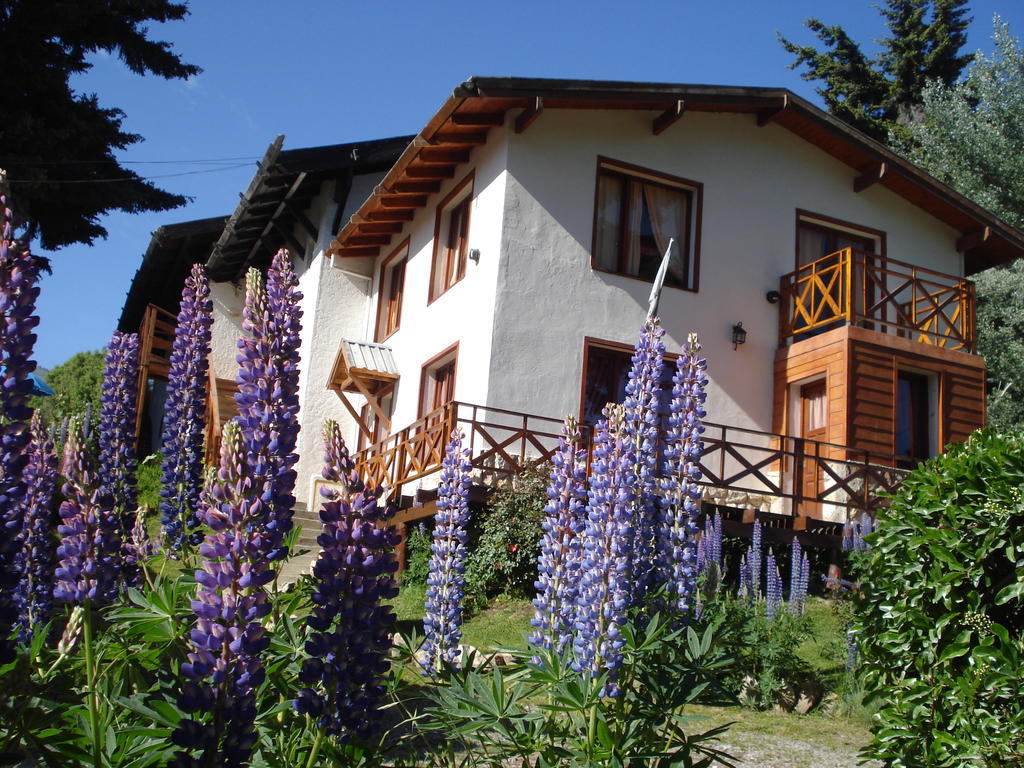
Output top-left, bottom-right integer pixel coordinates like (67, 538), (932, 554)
(282, 199), (319, 241)
(956, 226), (991, 252)
(337, 246), (381, 258)
(450, 112), (504, 127)
(392, 180), (442, 194)
(854, 162), (888, 193)
(652, 100), (685, 135)
(515, 97), (543, 134)
(365, 209), (415, 222)
(380, 194), (428, 208)
(240, 171), (308, 271)
(757, 94), (789, 127)
(355, 221), (404, 234)
(348, 367), (399, 383)
(432, 131), (488, 145)
(269, 218), (305, 257)
(418, 147), (472, 165)
(406, 165), (456, 179)
(348, 234), (392, 246)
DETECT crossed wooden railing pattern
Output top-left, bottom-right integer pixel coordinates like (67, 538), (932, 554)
(134, 303), (179, 440)
(354, 401), (909, 518)
(779, 249), (976, 352)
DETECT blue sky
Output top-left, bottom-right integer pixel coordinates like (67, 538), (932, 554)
(31, 0), (1024, 369)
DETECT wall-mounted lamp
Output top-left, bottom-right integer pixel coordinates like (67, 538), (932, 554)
(765, 290), (781, 304)
(732, 322), (747, 350)
(469, 248), (481, 264)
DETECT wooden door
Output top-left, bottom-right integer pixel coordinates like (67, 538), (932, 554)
(800, 380), (828, 512)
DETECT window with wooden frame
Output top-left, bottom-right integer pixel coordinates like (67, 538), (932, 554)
(374, 240), (408, 342)
(895, 369), (936, 468)
(580, 338), (677, 426)
(592, 158), (701, 292)
(419, 343), (458, 419)
(430, 172), (474, 303)
(796, 212), (882, 268)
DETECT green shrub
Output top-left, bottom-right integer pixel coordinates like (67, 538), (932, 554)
(857, 429), (1024, 766)
(136, 453), (162, 510)
(464, 466), (546, 609)
(401, 521), (432, 587)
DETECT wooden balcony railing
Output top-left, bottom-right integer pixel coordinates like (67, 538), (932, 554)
(354, 401), (909, 518)
(134, 303), (179, 440)
(779, 249), (976, 352)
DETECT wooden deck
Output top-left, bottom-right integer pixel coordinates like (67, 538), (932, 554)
(354, 400), (908, 522)
(778, 249), (976, 352)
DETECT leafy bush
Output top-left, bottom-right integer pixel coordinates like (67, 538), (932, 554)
(135, 453), (162, 510)
(464, 467), (546, 608)
(857, 429), (1024, 766)
(401, 521), (432, 587)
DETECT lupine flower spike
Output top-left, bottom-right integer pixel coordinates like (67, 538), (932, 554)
(421, 430), (473, 676)
(658, 332), (708, 622)
(97, 331), (141, 580)
(747, 520), (763, 599)
(12, 415), (59, 637)
(622, 318), (665, 600)
(789, 538), (809, 616)
(531, 416), (588, 653)
(234, 252), (303, 564)
(160, 264), (213, 550)
(54, 420), (123, 606)
(574, 405), (634, 697)
(0, 171), (41, 657)
(765, 550), (783, 621)
(295, 420), (400, 741)
(172, 420), (273, 768)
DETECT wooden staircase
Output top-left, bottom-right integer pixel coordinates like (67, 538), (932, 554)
(276, 502), (321, 584)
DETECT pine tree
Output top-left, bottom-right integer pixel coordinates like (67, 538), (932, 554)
(0, 1), (199, 250)
(779, 0), (971, 142)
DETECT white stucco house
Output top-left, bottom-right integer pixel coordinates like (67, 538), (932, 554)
(121, 77), (1024, 555)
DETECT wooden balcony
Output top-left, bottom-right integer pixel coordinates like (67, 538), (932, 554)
(354, 400), (908, 522)
(778, 249), (976, 352)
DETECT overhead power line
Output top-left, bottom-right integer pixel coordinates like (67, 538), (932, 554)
(0, 155), (260, 165)
(4, 163), (255, 184)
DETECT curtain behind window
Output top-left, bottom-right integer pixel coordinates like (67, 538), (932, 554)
(644, 182), (690, 286)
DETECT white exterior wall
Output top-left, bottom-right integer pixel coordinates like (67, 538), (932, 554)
(209, 280), (245, 381)
(359, 129), (510, 433)
(487, 109), (963, 434)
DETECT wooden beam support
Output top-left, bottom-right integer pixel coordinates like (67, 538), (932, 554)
(355, 221), (404, 234)
(282, 199), (319, 241)
(432, 131), (488, 145)
(334, 389), (375, 441)
(392, 179), (442, 194)
(652, 100), (685, 135)
(365, 209), (415, 222)
(405, 165), (456, 179)
(380, 194), (428, 208)
(450, 112), (505, 127)
(349, 374), (392, 433)
(347, 234), (392, 246)
(757, 94), (789, 127)
(418, 147), (472, 165)
(956, 226), (991, 252)
(515, 97), (544, 134)
(269, 217), (305, 256)
(854, 162), (888, 193)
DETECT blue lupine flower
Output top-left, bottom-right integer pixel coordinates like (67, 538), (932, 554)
(97, 331), (141, 580)
(172, 420), (273, 768)
(295, 421), (400, 741)
(531, 416), (588, 653)
(0, 172), (41, 658)
(658, 332), (708, 621)
(54, 421), (123, 606)
(748, 520), (763, 599)
(160, 264), (213, 550)
(12, 415), (58, 638)
(234, 252), (303, 563)
(739, 551), (751, 598)
(574, 405), (633, 697)
(622, 319), (665, 599)
(789, 538), (809, 616)
(765, 550), (783, 621)
(421, 430), (473, 675)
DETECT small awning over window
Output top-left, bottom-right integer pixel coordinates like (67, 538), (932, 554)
(328, 339), (399, 443)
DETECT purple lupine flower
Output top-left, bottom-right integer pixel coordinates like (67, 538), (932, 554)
(697, 510), (724, 595)
(0, 172), (41, 657)
(574, 405), (633, 697)
(97, 331), (141, 581)
(841, 520), (853, 552)
(855, 515), (873, 552)
(54, 421), (123, 605)
(172, 420), (273, 768)
(800, 548), (811, 605)
(846, 626), (859, 670)
(531, 416), (588, 654)
(622, 318), (665, 600)
(129, 508), (154, 562)
(658, 333), (708, 621)
(295, 421), (400, 741)
(160, 264), (213, 550)
(738, 552), (751, 598)
(421, 430), (473, 676)
(789, 538), (805, 616)
(234, 252), (303, 563)
(765, 550), (783, 621)
(748, 520), (763, 599)
(12, 415), (59, 637)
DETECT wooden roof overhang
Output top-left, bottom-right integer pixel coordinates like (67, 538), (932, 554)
(117, 215), (228, 333)
(327, 76), (1024, 275)
(207, 134), (413, 282)
(328, 340), (400, 442)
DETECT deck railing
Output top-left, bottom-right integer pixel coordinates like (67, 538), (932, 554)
(779, 248), (976, 352)
(134, 303), (179, 440)
(354, 401), (909, 518)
